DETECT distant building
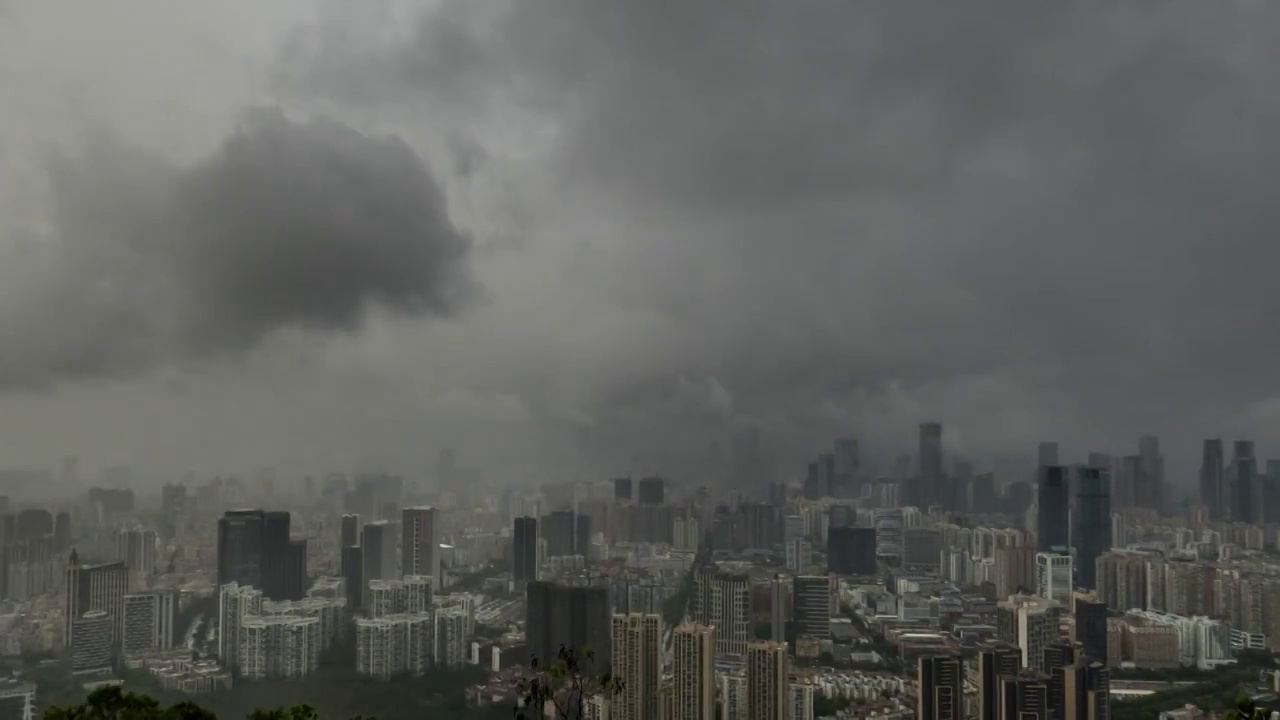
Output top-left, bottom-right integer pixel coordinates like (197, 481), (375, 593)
(746, 642), (787, 720)
(122, 590), (177, 654)
(671, 624), (715, 720)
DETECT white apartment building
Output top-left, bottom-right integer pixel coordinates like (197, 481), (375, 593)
(238, 615), (321, 681)
(355, 613), (434, 679)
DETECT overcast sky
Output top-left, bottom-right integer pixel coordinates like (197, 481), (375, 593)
(2, 0), (1279, 488)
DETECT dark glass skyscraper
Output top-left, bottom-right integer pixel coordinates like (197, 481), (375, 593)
(919, 423), (943, 508)
(917, 654), (962, 720)
(827, 526), (876, 575)
(1233, 440), (1258, 524)
(217, 509), (304, 599)
(525, 581), (612, 675)
(978, 644), (1022, 720)
(1074, 596), (1108, 662)
(1073, 468), (1111, 590)
(1037, 466), (1070, 553)
(613, 478), (632, 502)
(1200, 439), (1225, 520)
(513, 516), (538, 586)
(637, 477), (665, 505)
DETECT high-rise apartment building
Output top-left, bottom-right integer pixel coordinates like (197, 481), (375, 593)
(513, 516), (538, 587)
(525, 581), (612, 675)
(218, 582), (263, 674)
(904, 528), (943, 569)
(672, 624), (716, 720)
(354, 613), (433, 679)
(401, 507), (439, 586)
(1037, 467), (1070, 553)
(997, 595), (1062, 672)
(746, 641), (787, 720)
(365, 576), (434, 617)
(0, 680), (36, 720)
(612, 614), (662, 720)
(788, 680), (815, 720)
(238, 615), (321, 680)
(691, 567), (751, 656)
(1073, 469), (1111, 590)
(121, 590), (176, 654)
(116, 528), (157, 589)
(995, 545), (1036, 599)
(917, 653), (963, 720)
(64, 551), (127, 649)
(69, 610), (114, 674)
(1062, 661), (1111, 720)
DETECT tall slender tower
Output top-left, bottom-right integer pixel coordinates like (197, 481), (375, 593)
(919, 423), (944, 508)
(611, 614), (662, 720)
(1199, 440), (1225, 520)
(917, 653), (963, 720)
(1037, 467), (1070, 553)
(1073, 468), (1111, 590)
(672, 624), (716, 720)
(65, 550), (128, 647)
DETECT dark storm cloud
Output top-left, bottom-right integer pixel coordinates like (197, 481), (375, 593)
(280, 1), (1280, 469)
(0, 108), (473, 387)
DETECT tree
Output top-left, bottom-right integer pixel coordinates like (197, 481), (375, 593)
(514, 646), (622, 720)
(42, 686), (335, 720)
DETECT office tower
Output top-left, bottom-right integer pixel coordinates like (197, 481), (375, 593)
(1043, 642), (1076, 717)
(834, 437), (859, 480)
(769, 575), (787, 643)
(116, 528), (157, 587)
(218, 582), (263, 673)
(69, 610), (114, 674)
(341, 545), (363, 610)
(691, 567), (750, 656)
(1074, 595), (1108, 662)
(746, 641), (787, 720)
(401, 507), (439, 586)
(904, 528), (943, 569)
(917, 654), (963, 720)
(544, 510), (576, 558)
(1137, 435), (1163, 511)
(1073, 468), (1111, 590)
(824, 525), (875, 573)
(1267, 461), (1280, 525)
(978, 644), (1022, 720)
(53, 512), (71, 551)
(1233, 440), (1258, 524)
(638, 477), (665, 506)
(525, 581), (612, 675)
(340, 514), (360, 550)
(1038, 442), (1060, 468)
(803, 461), (822, 500)
(1200, 440), (1225, 520)
(1111, 456), (1138, 511)
(919, 422), (944, 508)
(64, 550), (127, 648)
(217, 510), (304, 601)
(999, 672), (1050, 720)
(972, 472), (998, 514)
(361, 520), (397, 597)
(997, 596), (1061, 672)
(792, 576), (830, 639)
(1005, 481), (1034, 521)
(672, 624), (716, 720)
(1036, 553), (1073, 609)
(575, 514), (593, 558)
(614, 478), (633, 502)
(612, 614), (662, 720)
(1037, 466), (1070, 553)
(1062, 661), (1110, 720)
(122, 590), (177, 654)
(513, 516), (538, 587)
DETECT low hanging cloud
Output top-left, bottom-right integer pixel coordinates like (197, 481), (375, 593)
(0, 108), (474, 388)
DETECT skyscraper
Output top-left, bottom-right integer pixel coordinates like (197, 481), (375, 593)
(1035, 553), (1074, 609)
(827, 527), (876, 575)
(1233, 440), (1258, 524)
(611, 614), (662, 720)
(513, 516), (538, 587)
(691, 567), (750, 656)
(1137, 435), (1163, 511)
(1200, 440), (1225, 520)
(997, 595), (1062, 671)
(1062, 661), (1111, 720)
(1266, 461), (1280, 526)
(525, 581), (612, 675)
(341, 545), (362, 610)
(638, 477), (665, 506)
(122, 590), (177, 654)
(769, 575), (786, 643)
(977, 644), (1022, 720)
(917, 653), (963, 720)
(999, 672), (1050, 719)
(216, 510), (304, 600)
(672, 624), (716, 720)
(1073, 594), (1108, 662)
(792, 576), (830, 639)
(1038, 442), (1060, 468)
(116, 528), (157, 584)
(1073, 468), (1111, 590)
(746, 641), (787, 720)
(919, 422), (943, 508)
(340, 514), (360, 550)
(64, 550), (127, 648)
(401, 507), (439, 586)
(1037, 466), (1070, 553)
(361, 521), (396, 598)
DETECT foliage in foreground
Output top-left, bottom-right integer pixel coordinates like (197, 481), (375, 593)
(42, 686), (333, 720)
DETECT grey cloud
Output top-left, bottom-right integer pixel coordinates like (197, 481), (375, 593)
(272, 0), (1280, 480)
(0, 108), (473, 388)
